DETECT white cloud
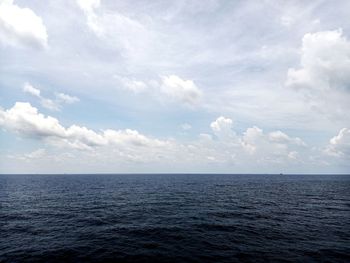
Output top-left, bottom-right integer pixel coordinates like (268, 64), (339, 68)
(269, 130), (306, 146)
(2, 1), (350, 173)
(0, 102), (170, 151)
(0, 0), (48, 49)
(76, 0), (153, 60)
(40, 97), (59, 111)
(103, 129), (168, 148)
(241, 126), (264, 155)
(0, 104), (340, 171)
(286, 29), (350, 119)
(240, 126), (306, 165)
(76, 0), (100, 13)
(210, 116), (235, 139)
(115, 75), (202, 106)
(55, 92), (80, 104)
(210, 116), (232, 132)
(76, 0), (102, 36)
(0, 102), (66, 137)
(288, 151), (299, 160)
(324, 128), (350, 157)
(25, 148), (46, 159)
(118, 77), (149, 94)
(23, 83), (79, 110)
(23, 82), (40, 97)
(7, 148), (47, 163)
(206, 116), (306, 165)
(161, 75), (202, 105)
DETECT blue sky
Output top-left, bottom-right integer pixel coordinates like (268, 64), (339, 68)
(0, 0), (349, 173)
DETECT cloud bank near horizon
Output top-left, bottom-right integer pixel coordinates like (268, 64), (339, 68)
(0, 102), (348, 173)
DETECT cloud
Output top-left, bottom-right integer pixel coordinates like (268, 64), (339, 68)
(324, 128), (350, 157)
(76, 0), (100, 13)
(240, 126), (262, 154)
(55, 92), (80, 104)
(8, 148), (47, 161)
(240, 126), (306, 165)
(206, 116), (306, 164)
(210, 116), (235, 139)
(40, 97), (59, 111)
(2, 1), (350, 173)
(161, 75), (202, 105)
(0, 104), (337, 171)
(0, 102), (66, 137)
(76, 0), (153, 60)
(115, 75), (202, 106)
(0, 102), (170, 151)
(269, 130), (306, 146)
(23, 83), (79, 110)
(288, 151), (299, 160)
(76, 0), (102, 36)
(25, 148), (46, 159)
(117, 77), (149, 94)
(0, 0), (48, 49)
(286, 29), (350, 119)
(23, 82), (41, 97)
(210, 116), (233, 132)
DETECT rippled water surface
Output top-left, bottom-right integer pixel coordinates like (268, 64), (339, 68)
(0, 174), (349, 262)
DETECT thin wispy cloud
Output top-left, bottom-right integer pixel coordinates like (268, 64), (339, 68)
(23, 83), (79, 111)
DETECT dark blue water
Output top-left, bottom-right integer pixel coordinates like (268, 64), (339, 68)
(0, 174), (349, 263)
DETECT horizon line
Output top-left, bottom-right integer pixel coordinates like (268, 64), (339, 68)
(1, 173), (349, 176)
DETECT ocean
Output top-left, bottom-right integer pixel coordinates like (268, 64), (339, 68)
(0, 174), (349, 262)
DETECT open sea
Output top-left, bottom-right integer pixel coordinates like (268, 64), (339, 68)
(0, 174), (349, 263)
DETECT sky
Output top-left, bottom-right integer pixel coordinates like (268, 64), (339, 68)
(0, 0), (349, 174)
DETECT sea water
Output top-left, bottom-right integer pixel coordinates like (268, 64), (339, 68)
(0, 174), (349, 262)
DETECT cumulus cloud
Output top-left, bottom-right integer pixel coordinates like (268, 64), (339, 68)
(0, 102), (170, 151)
(240, 126), (306, 165)
(206, 116), (306, 164)
(0, 104), (335, 170)
(23, 83), (79, 110)
(0, 0), (48, 49)
(324, 128), (350, 157)
(210, 116), (235, 139)
(2, 1), (350, 173)
(161, 75), (202, 105)
(286, 29), (350, 119)
(0, 102), (66, 137)
(269, 130), (306, 146)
